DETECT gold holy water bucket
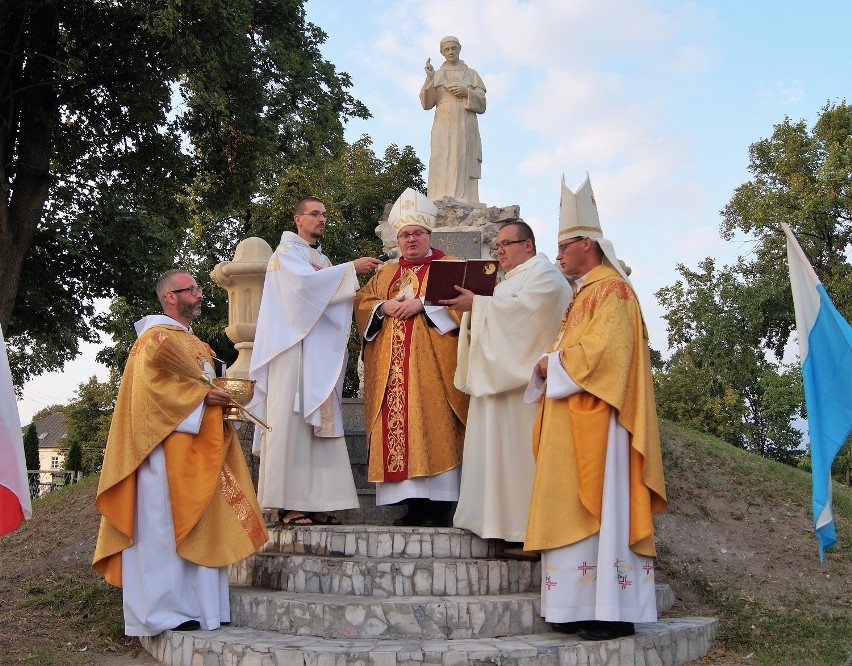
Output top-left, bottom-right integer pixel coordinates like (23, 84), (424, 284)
(212, 377), (256, 422)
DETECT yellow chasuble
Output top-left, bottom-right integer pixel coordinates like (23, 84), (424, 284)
(355, 255), (469, 483)
(525, 265), (666, 556)
(92, 325), (268, 587)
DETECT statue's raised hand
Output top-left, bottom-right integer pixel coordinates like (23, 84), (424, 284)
(424, 57), (434, 77)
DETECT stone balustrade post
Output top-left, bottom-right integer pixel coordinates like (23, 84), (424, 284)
(210, 237), (273, 379)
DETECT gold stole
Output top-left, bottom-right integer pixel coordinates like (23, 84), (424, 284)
(381, 262), (430, 481)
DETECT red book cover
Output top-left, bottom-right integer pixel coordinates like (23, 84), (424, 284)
(424, 259), (498, 305)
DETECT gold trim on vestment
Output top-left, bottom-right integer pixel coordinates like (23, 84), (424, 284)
(355, 259), (468, 482)
(526, 265), (665, 555)
(220, 463), (267, 545)
(564, 281), (634, 330)
(558, 226), (602, 237)
(316, 395), (336, 436)
(385, 316), (407, 473)
(391, 212), (435, 234)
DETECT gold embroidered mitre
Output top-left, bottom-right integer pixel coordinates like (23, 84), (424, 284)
(558, 173), (633, 286)
(389, 188), (437, 235)
(559, 173), (602, 241)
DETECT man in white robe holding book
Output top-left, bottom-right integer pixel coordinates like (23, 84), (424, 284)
(444, 221), (571, 551)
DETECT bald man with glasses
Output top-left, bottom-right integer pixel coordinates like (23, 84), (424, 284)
(94, 269), (268, 636)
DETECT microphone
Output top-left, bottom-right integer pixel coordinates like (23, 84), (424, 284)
(377, 248), (400, 262)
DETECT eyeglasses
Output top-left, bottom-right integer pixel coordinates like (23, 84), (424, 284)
(299, 210), (327, 219)
(556, 237), (586, 253)
(495, 239), (528, 250)
(397, 230), (431, 240)
(170, 286), (203, 296)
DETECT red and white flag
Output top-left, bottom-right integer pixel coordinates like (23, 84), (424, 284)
(0, 324), (31, 536)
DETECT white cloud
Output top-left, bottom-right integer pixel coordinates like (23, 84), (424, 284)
(755, 81), (807, 108)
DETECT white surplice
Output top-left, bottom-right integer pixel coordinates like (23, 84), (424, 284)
(122, 315), (229, 637)
(249, 232), (359, 511)
(527, 328), (657, 624)
(539, 411), (658, 623)
(452, 254), (572, 541)
(375, 467), (461, 505)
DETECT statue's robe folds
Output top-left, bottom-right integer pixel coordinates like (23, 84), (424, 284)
(355, 250), (469, 504)
(524, 265), (667, 624)
(452, 253), (572, 542)
(93, 318), (268, 635)
(420, 60), (486, 205)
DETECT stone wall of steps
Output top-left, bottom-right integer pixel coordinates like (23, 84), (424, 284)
(140, 524), (718, 665)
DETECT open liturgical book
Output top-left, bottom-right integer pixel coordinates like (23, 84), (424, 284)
(423, 259), (499, 305)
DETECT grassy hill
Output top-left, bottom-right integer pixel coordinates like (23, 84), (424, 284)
(1, 420), (850, 665)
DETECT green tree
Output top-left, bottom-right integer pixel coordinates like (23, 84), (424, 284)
(2, 0), (368, 385)
(23, 423), (40, 497)
(64, 441), (82, 474)
(720, 101), (852, 356)
(23, 422), (40, 471)
(247, 136), (425, 396)
(655, 258), (804, 461)
(63, 376), (116, 474)
(833, 439), (852, 485)
(655, 102), (851, 465)
(654, 348), (747, 446)
(30, 404), (65, 423)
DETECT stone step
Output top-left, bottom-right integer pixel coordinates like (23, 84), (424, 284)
(258, 525), (497, 559)
(235, 552), (540, 597)
(230, 589), (548, 639)
(229, 585), (677, 640)
(141, 617), (719, 665)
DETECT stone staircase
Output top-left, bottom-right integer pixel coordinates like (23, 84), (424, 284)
(139, 400), (717, 664)
(139, 523), (717, 665)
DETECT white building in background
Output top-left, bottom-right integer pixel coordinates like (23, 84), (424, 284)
(22, 411), (69, 495)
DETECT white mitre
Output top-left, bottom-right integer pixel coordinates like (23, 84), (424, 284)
(559, 173), (633, 286)
(389, 188), (437, 235)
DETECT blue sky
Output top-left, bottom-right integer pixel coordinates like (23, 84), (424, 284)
(16, 0), (851, 423)
(302, 0), (849, 343)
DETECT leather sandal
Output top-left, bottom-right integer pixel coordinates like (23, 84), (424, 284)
(310, 512), (341, 525)
(278, 510), (313, 525)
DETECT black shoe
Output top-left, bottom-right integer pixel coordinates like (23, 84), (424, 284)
(497, 541), (540, 561)
(393, 511), (424, 526)
(551, 621), (593, 634)
(577, 621), (635, 641)
(172, 620), (200, 631)
(420, 514), (448, 527)
(421, 500), (452, 527)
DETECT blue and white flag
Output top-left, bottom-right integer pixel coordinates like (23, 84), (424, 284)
(783, 223), (850, 560)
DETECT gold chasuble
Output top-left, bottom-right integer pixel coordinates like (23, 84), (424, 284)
(355, 251), (469, 483)
(525, 265), (666, 556)
(93, 325), (268, 587)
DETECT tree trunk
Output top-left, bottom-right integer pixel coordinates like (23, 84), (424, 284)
(0, 2), (59, 330)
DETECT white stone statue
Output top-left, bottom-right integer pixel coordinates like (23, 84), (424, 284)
(420, 36), (486, 206)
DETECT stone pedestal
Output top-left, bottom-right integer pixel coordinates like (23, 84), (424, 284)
(211, 237), (272, 487)
(210, 237), (273, 378)
(337, 398), (405, 525)
(375, 199), (522, 261)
